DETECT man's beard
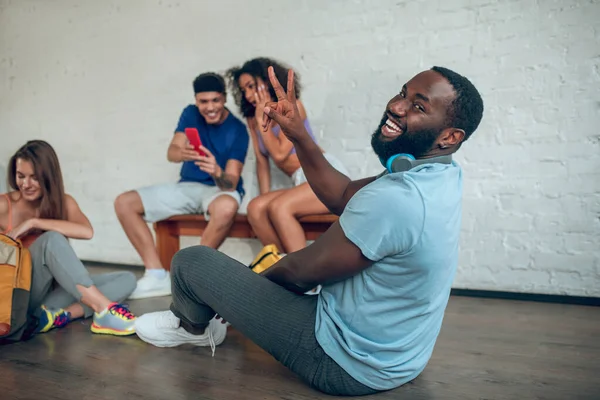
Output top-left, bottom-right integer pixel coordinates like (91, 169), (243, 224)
(370, 113), (440, 163)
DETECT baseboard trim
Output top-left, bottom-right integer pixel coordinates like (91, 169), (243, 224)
(83, 259), (145, 270)
(83, 260), (599, 306)
(450, 288), (600, 306)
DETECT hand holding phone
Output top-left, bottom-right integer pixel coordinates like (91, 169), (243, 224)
(185, 128), (206, 156)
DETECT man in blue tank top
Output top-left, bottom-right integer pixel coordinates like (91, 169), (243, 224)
(134, 66), (483, 396)
(114, 72), (249, 300)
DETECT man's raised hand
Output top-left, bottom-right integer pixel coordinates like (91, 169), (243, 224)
(262, 66), (307, 141)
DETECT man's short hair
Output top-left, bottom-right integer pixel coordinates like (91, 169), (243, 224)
(193, 72), (226, 95)
(431, 66), (484, 141)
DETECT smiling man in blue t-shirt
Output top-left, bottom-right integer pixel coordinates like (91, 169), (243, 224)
(114, 72), (249, 300)
(134, 66), (483, 396)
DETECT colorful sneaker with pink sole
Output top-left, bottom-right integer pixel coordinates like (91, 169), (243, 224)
(36, 306), (72, 333)
(91, 302), (136, 336)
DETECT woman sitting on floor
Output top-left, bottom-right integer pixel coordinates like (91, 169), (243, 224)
(226, 58), (349, 265)
(0, 140), (137, 336)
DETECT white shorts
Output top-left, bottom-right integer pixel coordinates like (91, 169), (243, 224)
(136, 182), (242, 223)
(291, 153), (350, 187)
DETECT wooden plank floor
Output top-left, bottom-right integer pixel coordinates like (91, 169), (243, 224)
(1, 264), (599, 400)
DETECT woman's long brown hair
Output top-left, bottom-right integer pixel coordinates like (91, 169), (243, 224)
(7, 140), (67, 220)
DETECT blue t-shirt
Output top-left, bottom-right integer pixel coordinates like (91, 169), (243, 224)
(315, 161), (463, 391)
(175, 105), (249, 195)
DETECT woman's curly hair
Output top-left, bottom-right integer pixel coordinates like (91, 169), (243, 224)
(226, 57), (302, 118)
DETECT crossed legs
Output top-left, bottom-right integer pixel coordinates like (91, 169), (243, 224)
(246, 183), (329, 254)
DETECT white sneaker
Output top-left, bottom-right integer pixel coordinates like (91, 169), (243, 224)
(135, 310), (227, 355)
(128, 271), (172, 300)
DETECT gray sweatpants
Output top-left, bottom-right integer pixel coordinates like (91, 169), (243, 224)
(28, 231), (136, 319)
(169, 245), (379, 397)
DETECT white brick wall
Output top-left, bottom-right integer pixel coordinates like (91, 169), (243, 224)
(1, 0), (598, 296)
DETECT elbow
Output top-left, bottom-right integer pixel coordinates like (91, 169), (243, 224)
(271, 152), (287, 165)
(82, 226), (94, 240)
(328, 188), (352, 216)
(328, 205), (344, 217)
(328, 197), (349, 215)
(166, 147), (178, 162)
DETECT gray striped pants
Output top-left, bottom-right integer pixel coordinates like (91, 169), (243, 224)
(28, 231), (136, 319)
(169, 245), (379, 396)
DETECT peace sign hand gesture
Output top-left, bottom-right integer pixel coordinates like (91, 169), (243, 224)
(261, 66), (307, 142)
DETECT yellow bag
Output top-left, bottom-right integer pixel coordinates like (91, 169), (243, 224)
(0, 234), (36, 344)
(249, 244), (282, 274)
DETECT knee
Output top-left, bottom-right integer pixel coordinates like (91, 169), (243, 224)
(171, 245), (213, 282)
(120, 271), (137, 292)
(114, 191), (142, 216)
(171, 249), (192, 285)
(37, 231), (69, 247)
(267, 197), (292, 223)
(247, 196), (269, 225)
(208, 196), (239, 224)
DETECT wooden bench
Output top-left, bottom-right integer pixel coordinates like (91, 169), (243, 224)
(153, 214), (339, 270)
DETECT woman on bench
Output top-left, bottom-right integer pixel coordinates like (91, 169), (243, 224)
(227, 58), (349, 262)
(0, 140), (137, 336)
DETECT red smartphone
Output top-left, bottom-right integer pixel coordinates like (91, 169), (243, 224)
(184, 128), (206, 156)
